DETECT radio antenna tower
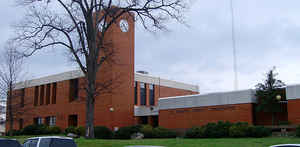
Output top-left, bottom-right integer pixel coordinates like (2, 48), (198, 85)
(230, 0), (238, 90)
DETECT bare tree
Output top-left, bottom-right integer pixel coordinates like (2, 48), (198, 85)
(0, 42), (25, 136)
(13, 0), (188, 138)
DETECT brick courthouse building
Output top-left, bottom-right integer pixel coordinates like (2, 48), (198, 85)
(6, 13), (199, 132)
(6, 12), (300, 132)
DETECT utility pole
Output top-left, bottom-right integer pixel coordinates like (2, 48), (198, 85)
(230, 0), (238, 90)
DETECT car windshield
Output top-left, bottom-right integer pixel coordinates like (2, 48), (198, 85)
(23, 139), (38, 147)
(50, 138), (76, 147)
(39, 138), (51, 147)
(0, 140), (21, 147)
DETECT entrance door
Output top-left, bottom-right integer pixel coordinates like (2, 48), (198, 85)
(68, 115), (78, 127)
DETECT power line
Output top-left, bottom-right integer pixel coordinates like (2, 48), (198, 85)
(230, 0), (238, 90)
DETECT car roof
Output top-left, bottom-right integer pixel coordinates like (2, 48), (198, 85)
(270, 144), (300, 147)
(0, 138), (18, 141)
(27, 136), (74, 140)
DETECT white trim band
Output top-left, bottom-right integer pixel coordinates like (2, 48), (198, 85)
(286, 84), (300, 100)
(159, 89), (256, 110)
(135, 73), (199, 92)
(14, 70), (199, 93)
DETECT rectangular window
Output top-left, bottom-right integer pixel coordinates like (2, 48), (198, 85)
(34, 86), (39, 106)
(140, 83), (146, 105)
(20, 88), (25, 107)
(34, 117), (43, 125)
(134, 82), (137, 105)
(19, 119), (23, 130)
(40, 85), (44, 105)
(50, 116), (56, 126)
(149, 84), (155, 105)
(45, 116), (50, 126)
(38, 117), (43, 125)
(52, 83), (57, 104)
(69, 79), (79, 102)
(46, 84), (51, 105)
(45, 116), (56, 126)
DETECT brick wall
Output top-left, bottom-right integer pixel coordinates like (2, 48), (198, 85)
(6, 11), (198, 132)
(288, 99), (300, 125)
(159, 103), (254, 129)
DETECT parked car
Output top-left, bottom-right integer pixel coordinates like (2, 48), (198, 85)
(0, 138), (22, 147)
(23, 136), (77, 147)
(270, 145), (300, 147)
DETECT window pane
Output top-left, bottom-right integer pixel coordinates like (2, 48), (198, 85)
(140, 83), (146, 105)
(69, 79), (79, 102)
(52, 83), (57, 104)
(34, 86), (39, 106)
(21, 89), (25, 107)
(40, 85), (45, 105)
(50, 139), (76, 147)
(134, 82), (137, 105)
(149, 84), (153, 90)
(23, 139), (38, 147)
(140, 83), (145, 88)
(50, 116), (56, 126)
(46, 84), (51, 105)
(40, 138), (51, 147)
(149, 84), (155, 105)
(0, 140), (21, 147)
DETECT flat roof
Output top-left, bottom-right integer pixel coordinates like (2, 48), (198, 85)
(14, 70), (199, 92)
(159, 89), (256, 110)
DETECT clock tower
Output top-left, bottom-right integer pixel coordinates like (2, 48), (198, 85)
(94, 12), (136, 129)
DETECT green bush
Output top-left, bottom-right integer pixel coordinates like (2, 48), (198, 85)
(64, 126), (77, 135)
(248, 126), (271, 138)
(140, 125), (154, 138)
(184, 121), (233, 138)
(47, 126), (61, 134)
(296, 125), (300, 137)
(153, 127), (177, 138)
(22, 124), (49, 135)
(94, 126), (113, 139)
(184, 122), (271, 139)
(229, 122), (249, 138)
(114, 125), (142, 139)
(76, 126), (86, 136)
(6, 130), (22, 136)
(184, 126), (205, 138)
(215, 121), (233, 137)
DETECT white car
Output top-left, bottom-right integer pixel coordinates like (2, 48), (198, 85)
(23, 136), (77, 147)
(270, 144), (300, 147)
(0, 138), (22, 147)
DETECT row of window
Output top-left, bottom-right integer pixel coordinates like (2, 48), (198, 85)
(18, 116), (56, 130)
(34, 83), (57, 106)
(134, 82), (155, 106)
(32, 78), (79, 106)
(25, 78), (157, 107)
(33, 116), (56, 126)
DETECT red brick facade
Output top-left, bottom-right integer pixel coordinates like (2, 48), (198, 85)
(287, 99), (300, 124)
(6, 13), (198, 132)
(159, 103), (254, 130)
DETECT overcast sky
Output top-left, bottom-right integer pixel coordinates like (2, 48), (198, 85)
(1, 0), (300, 94)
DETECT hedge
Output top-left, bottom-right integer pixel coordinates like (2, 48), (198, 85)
(184, 121), (271, 138)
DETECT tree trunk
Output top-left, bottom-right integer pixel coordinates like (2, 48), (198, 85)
(85, 92), (95, 139)
(8, 82), (13, 136)
(272, 112), (276, 126)
(85, 57), (97, 139)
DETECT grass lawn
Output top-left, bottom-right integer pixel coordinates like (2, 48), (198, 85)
(5, 136), (300, 147)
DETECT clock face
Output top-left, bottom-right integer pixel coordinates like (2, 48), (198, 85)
(97, 20), (106, 32)
(120, 19), (129, 32)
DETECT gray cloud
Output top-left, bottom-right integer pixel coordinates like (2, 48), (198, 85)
(2, 0), (300, 93)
